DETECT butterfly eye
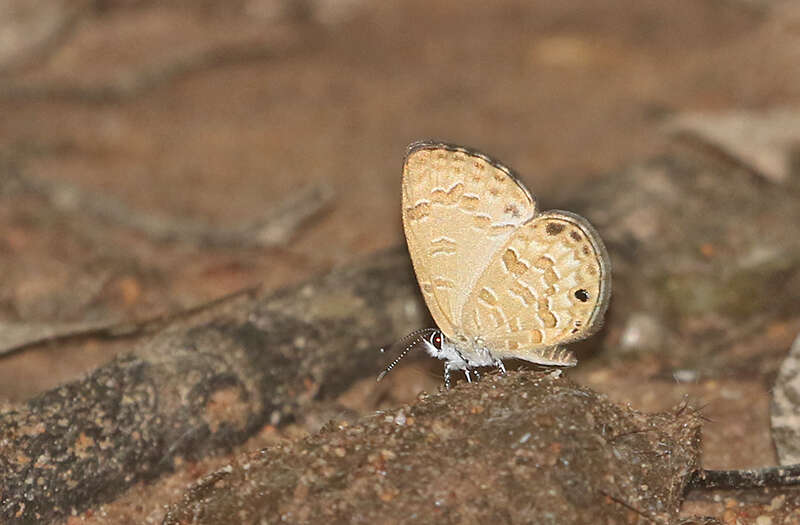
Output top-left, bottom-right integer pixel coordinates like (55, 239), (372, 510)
(430, 333), (443, 350)
(574, 289), (590, 302)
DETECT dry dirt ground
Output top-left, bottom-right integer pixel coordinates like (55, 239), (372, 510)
(1, 0), (800, 523)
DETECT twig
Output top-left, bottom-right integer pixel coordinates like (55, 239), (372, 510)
(689, 464), (800, 490)
(0, 39), (300, 103)
(9, 169), (334, 248)
(0, 1), (88, 76)
(0, 285), (261, 358)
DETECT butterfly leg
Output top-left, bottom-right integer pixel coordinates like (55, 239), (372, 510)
(494, 359), (507, 375)
(443, 362), (452, 390)
(473, 369), (481, 382)
(464, 369), (473, 383)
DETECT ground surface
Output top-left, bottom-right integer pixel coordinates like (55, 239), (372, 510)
(1, 0), (800, 523)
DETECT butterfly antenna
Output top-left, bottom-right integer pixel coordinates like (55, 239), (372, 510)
(377, 328), (437, 382)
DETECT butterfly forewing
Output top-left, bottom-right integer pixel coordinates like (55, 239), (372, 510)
(460, 211), (611, 362)
(402, 142), (536, 340)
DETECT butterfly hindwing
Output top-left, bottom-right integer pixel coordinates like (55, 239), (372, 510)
(402, 142), (536, 340)
(461, 211), (611, 363)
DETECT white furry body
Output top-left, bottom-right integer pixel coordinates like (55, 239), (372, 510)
(421, 336), (495, 371)
(422, 334), (573, 371)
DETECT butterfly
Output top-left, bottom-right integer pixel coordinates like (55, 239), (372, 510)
(378, 141), (611, 388)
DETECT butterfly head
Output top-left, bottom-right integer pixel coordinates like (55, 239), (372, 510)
(377, 327), (488, 385)
(377, 328), (460, 382)
(420, 329), (443, 355)
(419, 330), (469, 367)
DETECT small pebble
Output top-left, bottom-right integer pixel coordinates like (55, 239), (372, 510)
(768, 494), (785, 511)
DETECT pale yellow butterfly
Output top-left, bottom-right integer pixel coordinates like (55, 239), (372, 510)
(379, 141), (611, 387)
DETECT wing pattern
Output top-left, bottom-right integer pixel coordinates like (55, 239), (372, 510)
(461, 211), (610, 363)
(402, 142), (535, 340)
(402, 141), (610, 365)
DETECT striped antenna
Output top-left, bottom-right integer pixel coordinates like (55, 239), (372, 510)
(376, 328), (438, 382)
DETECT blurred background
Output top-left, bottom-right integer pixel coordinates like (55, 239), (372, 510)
(1, 0), (800, 520)
(3, 0), (798, 396)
